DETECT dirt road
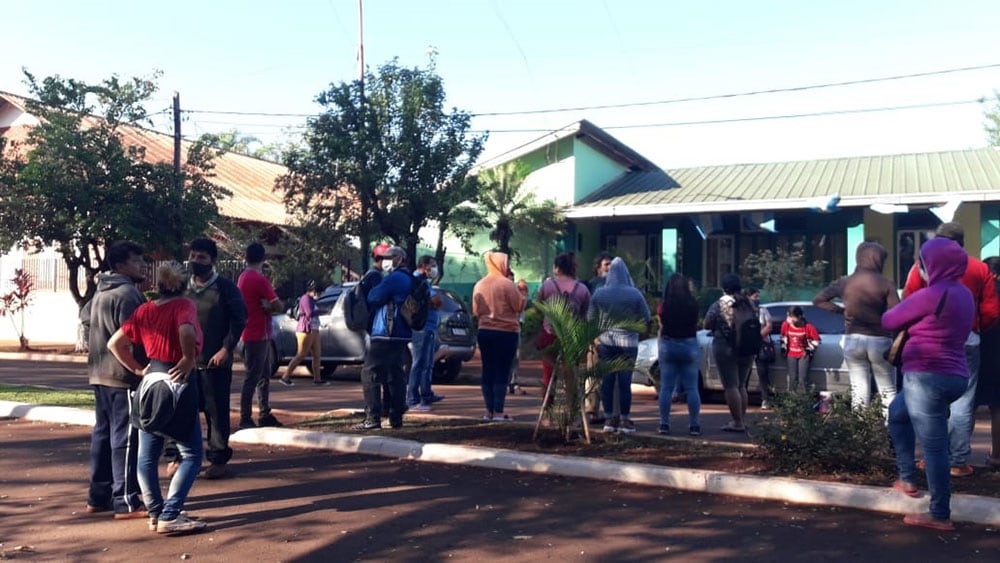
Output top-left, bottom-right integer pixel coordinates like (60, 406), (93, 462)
(2, 419), (997, 562)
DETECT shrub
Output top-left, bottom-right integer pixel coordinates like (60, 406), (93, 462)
(741, 248), (827, 301)
(751, 391), (894, 477)
(696, 287), (722, 317)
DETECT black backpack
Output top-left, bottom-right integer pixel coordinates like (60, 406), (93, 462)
(343, 284), (371, 332)
(726, 296), (763, 357)
(400, 276), (431, 329)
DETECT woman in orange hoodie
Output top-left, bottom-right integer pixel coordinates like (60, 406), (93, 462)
(472, 252), (529, 421)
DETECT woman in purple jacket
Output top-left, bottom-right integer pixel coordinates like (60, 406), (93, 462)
(882, 237), (974, 531)
(281, 281), (326, 386)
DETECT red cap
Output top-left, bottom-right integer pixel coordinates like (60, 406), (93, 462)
(372, 243), (392, 258)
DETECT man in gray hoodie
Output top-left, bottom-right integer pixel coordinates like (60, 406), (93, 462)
(813, 241), (900, 413)
(81, 240), (148, 519)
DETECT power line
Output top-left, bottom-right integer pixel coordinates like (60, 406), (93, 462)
(175, 61), (1000, 121)
(471, 62), (1000, 117)
(473, 98), (987, 134)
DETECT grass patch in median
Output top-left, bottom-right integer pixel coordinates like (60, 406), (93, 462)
(0, 384), (94, 409)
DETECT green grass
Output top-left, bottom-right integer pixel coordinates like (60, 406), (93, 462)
(0, 384), (95, 409)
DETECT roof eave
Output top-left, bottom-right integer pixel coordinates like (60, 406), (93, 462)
(565, 190), (1000, 219)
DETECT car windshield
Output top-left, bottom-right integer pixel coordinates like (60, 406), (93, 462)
(316, 296), (338, 316)
(766, 304), (845, 334)
(436, 289), (465, 313)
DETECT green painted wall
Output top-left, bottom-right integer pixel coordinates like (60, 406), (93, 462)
(573, 140), (629, 202)
(954, 204), (982, 258)
(982, 204), (1000, 258)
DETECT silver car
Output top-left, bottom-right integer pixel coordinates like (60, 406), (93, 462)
(632, 301), (849, 396)
(270, 283), (476, 382)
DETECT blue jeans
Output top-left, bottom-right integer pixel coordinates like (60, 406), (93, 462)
(844, 334), (896, 413)
(888, 371), (967, 520)
(137, 416), (204, 521)
(598, 345), (637, 418)
(408, 329), (438, 406)
(657, 337), (701, 429)
(948, 342), (980, 466)
(478, 329), (518, 414)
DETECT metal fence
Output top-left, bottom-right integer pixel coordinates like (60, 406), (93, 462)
(0, 256), (246, 295)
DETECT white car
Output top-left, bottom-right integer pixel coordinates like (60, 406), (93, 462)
(632, 301), (850, 397)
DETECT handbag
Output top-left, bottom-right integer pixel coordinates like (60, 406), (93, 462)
(757, 340), (776, 363)
(886, 330), (908, 367)
(885, 290), (948, 368)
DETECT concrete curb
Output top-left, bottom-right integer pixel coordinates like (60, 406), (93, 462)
(3, 400), (998, 526)
(0, 351), (87, 363)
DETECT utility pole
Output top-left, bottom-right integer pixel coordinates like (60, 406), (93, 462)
(357, 0), (370, 272)
(172, 91), (183, 246)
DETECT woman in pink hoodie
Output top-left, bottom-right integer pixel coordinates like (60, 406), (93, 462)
(472, 252), (528, 421)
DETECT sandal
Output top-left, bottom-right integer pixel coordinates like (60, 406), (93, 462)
(721, 422), (747, 433)
(903, 513), (955, 532)
(892, 480), (922, 498)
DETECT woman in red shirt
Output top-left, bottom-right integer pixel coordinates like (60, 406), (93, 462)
(780, 306), (820, 392)
(108, 262), (206, 535)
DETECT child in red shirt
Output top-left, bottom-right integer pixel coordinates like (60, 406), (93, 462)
(780, 306), (820, 391)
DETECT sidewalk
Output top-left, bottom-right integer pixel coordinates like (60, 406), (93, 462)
(2, 344), (999, 526)
(2, 344), (993, 454)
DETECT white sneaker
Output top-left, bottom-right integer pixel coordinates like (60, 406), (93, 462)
(411, 403), (432, 412)
(156, 513), (206, 534)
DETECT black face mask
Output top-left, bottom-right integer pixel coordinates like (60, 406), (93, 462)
(190, 262), (213, 278)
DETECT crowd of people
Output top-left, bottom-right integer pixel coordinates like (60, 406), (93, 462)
(78, 223), (1000, 535)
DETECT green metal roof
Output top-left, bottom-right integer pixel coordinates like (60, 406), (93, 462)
(568, 147), (1000, 218)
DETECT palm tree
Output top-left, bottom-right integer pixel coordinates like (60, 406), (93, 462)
(533, 295), (646, 443)
(475, 162), (565, 260)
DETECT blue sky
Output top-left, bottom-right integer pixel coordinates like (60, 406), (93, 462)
(3, 0), (1000, 168)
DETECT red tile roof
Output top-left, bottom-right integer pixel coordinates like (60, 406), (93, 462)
(0, 92), (290, 226)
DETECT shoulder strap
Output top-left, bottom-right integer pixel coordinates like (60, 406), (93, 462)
(934, 291), (948, 317)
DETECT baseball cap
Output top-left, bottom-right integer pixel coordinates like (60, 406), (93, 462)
(382, 246), (406, 260)
(372, 243), (392, 258)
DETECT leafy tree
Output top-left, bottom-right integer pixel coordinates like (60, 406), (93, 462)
(473, 161), (565, 261)
(197, 129), (261, 155)
(278, 57), (485, 274)
(0, 70), (227, 308)
(740, 247), (827, 301)
(987, 91), (1000, 147)
(0, 269), (35, 350)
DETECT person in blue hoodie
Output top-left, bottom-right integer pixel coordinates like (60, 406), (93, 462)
(354, 246), (414, 430)
(882, 236), (974, 531)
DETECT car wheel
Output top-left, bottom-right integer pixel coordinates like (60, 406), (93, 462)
(319, 362), (338, 378)
(648, 361), (660, 390)
(433, 358), (462, 384)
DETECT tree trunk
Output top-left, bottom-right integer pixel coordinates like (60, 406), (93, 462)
(434, 219), (448, 284)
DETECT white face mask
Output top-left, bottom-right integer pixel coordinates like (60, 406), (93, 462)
(381, 259), (395, 273)
(428, 266), (439, 279)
